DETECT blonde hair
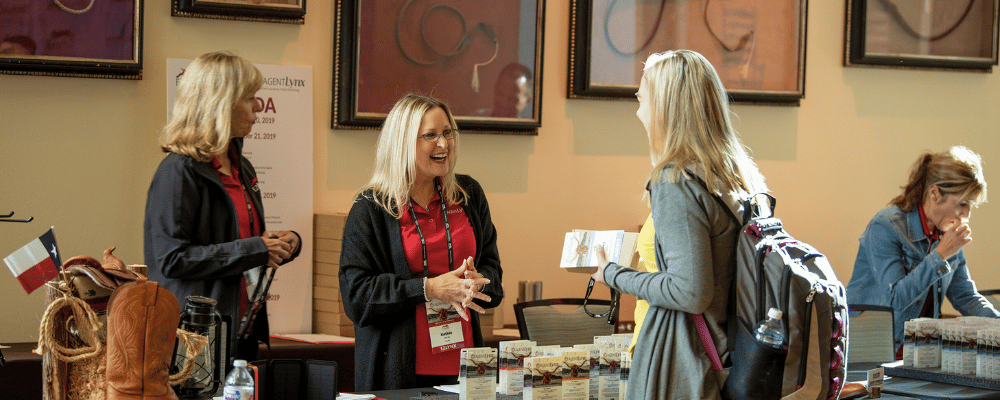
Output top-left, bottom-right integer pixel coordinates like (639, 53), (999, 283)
(891, 145), (987, 212)
(360, 94), (468, 218)
(642, 50), (766, 197)
(159, 51), (263, 161)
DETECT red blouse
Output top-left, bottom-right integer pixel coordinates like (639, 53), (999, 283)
(212, 152), (261, 326)
(399, 191), (477, 375)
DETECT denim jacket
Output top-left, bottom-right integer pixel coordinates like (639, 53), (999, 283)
(846, 205), (998, 348)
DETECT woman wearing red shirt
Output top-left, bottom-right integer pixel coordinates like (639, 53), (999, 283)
(339, 94), (504, 390)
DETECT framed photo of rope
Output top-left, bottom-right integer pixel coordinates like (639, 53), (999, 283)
(172, 0), (305, 25)
(845, 0), (998, 71)
(333, 0), (545, 134)
(568, 0), (807, 105)
(0, 0), (143, 79)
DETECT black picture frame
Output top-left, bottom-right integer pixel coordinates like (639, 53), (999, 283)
(0, 0), (144, 80)
(173, 0), (306, 25)
(333, 0), (546, 134)
(568, 0), (808, 105)
(845, 0), (998, 71)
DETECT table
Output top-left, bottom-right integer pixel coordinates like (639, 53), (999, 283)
(848, 362), (1000, 400)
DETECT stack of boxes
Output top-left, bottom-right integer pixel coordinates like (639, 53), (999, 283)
(312, 213), (354, 337)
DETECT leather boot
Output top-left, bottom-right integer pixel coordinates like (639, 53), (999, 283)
(105, 276), (181, 400)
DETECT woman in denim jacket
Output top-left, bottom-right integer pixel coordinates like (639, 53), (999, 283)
(846, 146), (998, 355)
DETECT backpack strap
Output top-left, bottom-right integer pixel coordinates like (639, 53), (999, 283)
(684, 172), (741, 225)
(691, 313), (724, 371)
(675, 173), (740, 372)
(686, 172), (743, 357)
(741, 193), (776, 225)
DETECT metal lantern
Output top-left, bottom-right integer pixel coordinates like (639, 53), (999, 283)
(171, 295), (224, 399)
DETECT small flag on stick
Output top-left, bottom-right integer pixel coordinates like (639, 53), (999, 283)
(4, 228), (61, 294)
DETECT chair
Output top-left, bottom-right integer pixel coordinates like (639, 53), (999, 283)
(513, 298), (618, 347)
(847, 304), (895, 364)
(977, 289), (1000, 310)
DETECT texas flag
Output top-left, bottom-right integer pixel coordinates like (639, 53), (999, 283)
(4, 228), (61, 294)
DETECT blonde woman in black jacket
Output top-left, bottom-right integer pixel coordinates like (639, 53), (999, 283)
(144, 51), (301, 362)
(339, 94), (503, 391)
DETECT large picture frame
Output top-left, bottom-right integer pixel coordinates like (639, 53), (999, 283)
(333, 0), (545, 134)
(172, 0), (306, 25)
(845, 0), (998, 71)
(0, 0), (143, 79)
(568, 0), (807, 105)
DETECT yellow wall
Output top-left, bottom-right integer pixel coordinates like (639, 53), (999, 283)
(2, 0), (999, 343)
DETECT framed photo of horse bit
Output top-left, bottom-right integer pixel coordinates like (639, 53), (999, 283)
(845, 0), (998, 71)
(172, 0), (306, 25)
(0, 0), (143, 79)
(568, 0), (807, 105)
(333, 0), (545, 134)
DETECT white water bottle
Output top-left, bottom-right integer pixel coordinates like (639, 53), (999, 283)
(223, 359), (254, 400)
(755, 308), (785, 349)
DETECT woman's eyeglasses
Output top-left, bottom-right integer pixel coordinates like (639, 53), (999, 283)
(420, 129), (458, 142)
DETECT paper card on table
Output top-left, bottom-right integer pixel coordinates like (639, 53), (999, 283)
(867, 367), (883, 398)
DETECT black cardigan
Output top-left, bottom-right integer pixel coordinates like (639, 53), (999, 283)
(144, 138), (301, 357)
(339, 175), (504, 390)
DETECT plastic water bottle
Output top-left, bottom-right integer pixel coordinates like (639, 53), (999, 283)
(222, 359), (254, 400)
(755, 308), (785, 348)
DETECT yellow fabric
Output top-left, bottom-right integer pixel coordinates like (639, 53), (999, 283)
(629, 213), (657, 354)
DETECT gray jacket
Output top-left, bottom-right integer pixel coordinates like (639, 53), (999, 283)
(604, 172), (739, 399)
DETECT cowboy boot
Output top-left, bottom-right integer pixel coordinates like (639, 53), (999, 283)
(105, 276), (181, 400)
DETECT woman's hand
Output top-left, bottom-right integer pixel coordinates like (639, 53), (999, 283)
(261, 231), (292, 269)
(274, 231), (300, 255)
(936, 219), (972, 260)
(426, 264), (491, 321)
(590, 245), (610, 286)
(460, 257), (485, 291)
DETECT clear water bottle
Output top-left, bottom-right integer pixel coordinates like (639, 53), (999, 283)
(222, 359), (254, 400)
(755, 308), (785, 349)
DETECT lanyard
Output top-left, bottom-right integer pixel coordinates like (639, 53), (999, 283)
(220, 152), (257, 237)
(407, 179), (454, 277)
(239, 184), (256, 237)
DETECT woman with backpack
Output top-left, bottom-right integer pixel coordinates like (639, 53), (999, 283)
(590, 50), (767, 399)
(847, 146), (998, 356)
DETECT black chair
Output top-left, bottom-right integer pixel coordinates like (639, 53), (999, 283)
(978, 289), (1000, 311)
(513, 298), (618, 347)
(847, 304), (895, 364)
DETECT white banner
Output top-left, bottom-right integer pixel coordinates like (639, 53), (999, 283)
(166, 59), (314, 334)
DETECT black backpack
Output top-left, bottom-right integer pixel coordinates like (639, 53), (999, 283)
(709, 192), (849, 400)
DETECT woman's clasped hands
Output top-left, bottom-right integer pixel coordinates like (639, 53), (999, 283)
(425, 256), (491, 321)
(261, 231), (298, 269)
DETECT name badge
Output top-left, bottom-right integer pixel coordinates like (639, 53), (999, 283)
(425, 299), (466, 354)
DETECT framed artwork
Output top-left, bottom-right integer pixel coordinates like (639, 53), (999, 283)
(333, 0), (545, 134)
(568, 0), (807, 105)
(172, 0), (306, 25)
(845, 0), (998, 71)
(0, 0), (143, 79)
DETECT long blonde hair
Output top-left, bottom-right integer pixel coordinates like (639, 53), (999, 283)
(642, 50), (766, 197)
(890, 146), (987, 212)
(360, 94), (468, 218)
(159, 51), (263, 161)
